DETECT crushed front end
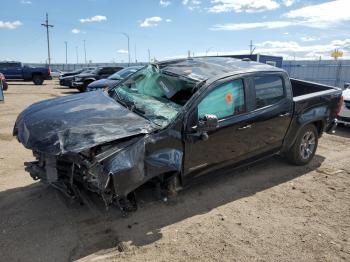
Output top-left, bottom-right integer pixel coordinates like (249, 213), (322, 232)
(23, 133), (183, 213)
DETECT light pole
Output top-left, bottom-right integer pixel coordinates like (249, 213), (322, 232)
(134, 43), (137, 63)
(64, 41), (68, 64)
(205, 47), (213, 56)
(122, 33), (130, 66)
(83, 40), (87, 65)
(148, 48), (151, 63)
(75, 46), (79, 64)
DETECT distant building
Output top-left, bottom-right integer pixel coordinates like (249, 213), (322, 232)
(218, 54), (283, 68)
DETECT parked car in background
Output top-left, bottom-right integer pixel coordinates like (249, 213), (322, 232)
(50, 69), (64, 78)
(73, 66), (124, 92)
(0, 61), (52, 85)
(60, 67), (96, 78)
(14, 57), (341, 212)
(0, 73), (8, 91)
(86, 66), (143, 92)
(59, 68), (96, 88)
(337, 87), (350, 125)
(0, 76), (4, 102)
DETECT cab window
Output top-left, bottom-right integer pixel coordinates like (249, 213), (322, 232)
(198, 79), (245, 119)
(254, 75), (284, 108)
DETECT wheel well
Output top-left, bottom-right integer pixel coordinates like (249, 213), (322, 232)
(84, 79), (95, 85)
(312, 121), (324, 136)
(32, 73), (43, 78)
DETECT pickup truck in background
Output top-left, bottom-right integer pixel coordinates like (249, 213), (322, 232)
(13, 57), (342, 212)
(0, 61), (52, 85)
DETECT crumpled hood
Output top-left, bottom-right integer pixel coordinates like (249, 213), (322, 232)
(87, 79), (119, 90)
(13, 91), (157, 155)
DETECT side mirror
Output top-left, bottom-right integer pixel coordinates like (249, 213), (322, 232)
(197, 114), (218, 132)
(0, 80), (4, 102)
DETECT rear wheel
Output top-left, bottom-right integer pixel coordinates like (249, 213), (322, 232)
(32, 75), (44, 85)
(286, 124), (318, 165)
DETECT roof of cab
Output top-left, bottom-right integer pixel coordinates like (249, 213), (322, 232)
(157, 56), (284, 82)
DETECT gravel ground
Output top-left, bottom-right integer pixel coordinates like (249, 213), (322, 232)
(0, 80), (349, 262)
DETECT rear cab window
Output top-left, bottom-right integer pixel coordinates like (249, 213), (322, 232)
(198, 79), (246, 119)
(254, 75), (285, 109)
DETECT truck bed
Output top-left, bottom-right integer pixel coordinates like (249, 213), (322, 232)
(290, 78), (339, 100)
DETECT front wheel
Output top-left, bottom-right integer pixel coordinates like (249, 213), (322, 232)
(286, 124), (318, 166)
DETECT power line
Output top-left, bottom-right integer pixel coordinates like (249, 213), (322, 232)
(41, 13), (54, 66)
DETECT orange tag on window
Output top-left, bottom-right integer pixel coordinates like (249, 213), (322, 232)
(226, 92), (233, 104)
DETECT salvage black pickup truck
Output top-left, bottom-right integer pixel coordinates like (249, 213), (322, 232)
(13, 57), (342, 212)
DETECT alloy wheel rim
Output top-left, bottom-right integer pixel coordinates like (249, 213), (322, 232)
(300, 131), (316, 160)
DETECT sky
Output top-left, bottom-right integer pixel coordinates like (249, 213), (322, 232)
(1, 0), (350, 63)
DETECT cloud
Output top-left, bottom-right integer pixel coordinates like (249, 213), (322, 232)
(117, 49), (128, 54)
(285, 0), (350, 28)
(210, 1), (350, 31)
(254, 39), (350, 59)
(183, 0), (201, 10)
(140, 16), (162, 27)
(79, 15), (107, 23)
(166, 19), (172, 22)
(282, 0), (295, 7)
(160, 0), (171, 7)
(164, 39), (350, 60)
(0, 20), (22, 29)
(210, 21), (293, 31)
(208, 0), (280, 13)
(20, 0), (32, 4)
(71, 28), (80, 34)
(300, 36), (319, 42)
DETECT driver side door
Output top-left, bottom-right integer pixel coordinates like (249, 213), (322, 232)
(184, 77), (256, 180)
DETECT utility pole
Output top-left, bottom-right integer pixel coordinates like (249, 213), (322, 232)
(148, 49), (151, 63)
(83, 40), (87, 65)
(41, 13), (54, 66)
(249, 40), (255, 55)
(205, 47), (213, 56)
(64, 41), (68, 64)
(134, 43), (137, 63)
(122, 33), (130, 66)
(75, 46), (79, 64)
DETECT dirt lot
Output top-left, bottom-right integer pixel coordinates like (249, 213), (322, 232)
(0, 80), (349, 262)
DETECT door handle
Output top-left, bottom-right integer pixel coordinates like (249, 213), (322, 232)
(279, 112), (291, 117)
(238, 124), (252, 130)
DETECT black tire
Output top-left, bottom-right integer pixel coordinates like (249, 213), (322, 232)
(286, 124), (318, 166)
(78, 80), (93, 92)
(77, 86), (85, 92)
(32, 75), (44, 85)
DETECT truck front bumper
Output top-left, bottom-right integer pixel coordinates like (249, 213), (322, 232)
(72, 81), (84, 88)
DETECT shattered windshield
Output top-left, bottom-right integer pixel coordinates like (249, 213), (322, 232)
(109, 64), (198, 127)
